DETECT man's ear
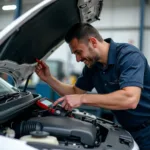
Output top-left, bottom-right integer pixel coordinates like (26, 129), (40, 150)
(88, 37), (97, 48)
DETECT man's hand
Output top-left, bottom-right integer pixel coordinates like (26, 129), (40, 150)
(53, 94), (85, 110)
(35, 61), (51, 82)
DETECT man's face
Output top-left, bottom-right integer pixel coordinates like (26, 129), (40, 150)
(69, 38), (100, 68)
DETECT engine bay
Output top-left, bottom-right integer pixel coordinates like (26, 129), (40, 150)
(0, 94), (138, 150)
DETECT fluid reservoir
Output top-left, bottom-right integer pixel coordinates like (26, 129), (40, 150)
(20, 131), (59, 145)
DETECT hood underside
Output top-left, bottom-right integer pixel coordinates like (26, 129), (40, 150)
(0, 0), (103, 86)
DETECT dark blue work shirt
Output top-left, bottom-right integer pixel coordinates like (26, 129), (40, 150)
(75, 38), (150, 129)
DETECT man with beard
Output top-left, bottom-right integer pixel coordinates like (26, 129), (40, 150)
(35, 23), (150, 150)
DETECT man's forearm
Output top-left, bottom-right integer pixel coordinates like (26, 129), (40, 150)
(46, 75), (76, 96)
(82, 88), (140, 110)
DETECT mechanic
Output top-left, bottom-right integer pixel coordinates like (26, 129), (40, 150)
(35, 23), (150, 150)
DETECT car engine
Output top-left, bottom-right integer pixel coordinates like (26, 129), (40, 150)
(0, 93), (139, 150)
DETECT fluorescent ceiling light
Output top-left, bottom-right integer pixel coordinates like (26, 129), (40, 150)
(2, 5), (17, 11)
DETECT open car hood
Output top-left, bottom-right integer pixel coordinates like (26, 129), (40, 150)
(0, 0), (103, 87)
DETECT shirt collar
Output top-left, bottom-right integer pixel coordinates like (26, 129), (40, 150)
(105, 38), (117, 65)
(93, 38), (117, 70)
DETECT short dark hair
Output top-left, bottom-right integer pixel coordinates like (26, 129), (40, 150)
(65, 23), (103, 43)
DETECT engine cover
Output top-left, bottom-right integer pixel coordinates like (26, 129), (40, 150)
(29, 116), (97, 146)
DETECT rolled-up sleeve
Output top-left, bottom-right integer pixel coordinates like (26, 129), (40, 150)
(118, 51), (145, 89)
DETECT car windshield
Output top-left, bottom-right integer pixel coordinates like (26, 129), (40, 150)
(0, 77), (19, 96)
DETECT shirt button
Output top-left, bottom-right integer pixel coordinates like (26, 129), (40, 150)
(105, 83), (107, 86)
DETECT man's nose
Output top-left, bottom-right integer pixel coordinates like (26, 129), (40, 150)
(76, 55), (81, 62)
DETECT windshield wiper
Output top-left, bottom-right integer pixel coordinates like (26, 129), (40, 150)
(0, 92), (20, 101)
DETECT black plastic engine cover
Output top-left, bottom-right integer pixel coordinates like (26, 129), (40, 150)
(29, 116), (97, 146)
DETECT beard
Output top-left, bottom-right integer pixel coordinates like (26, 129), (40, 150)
(85, 47), (100, 68)
(85, 57), (98, 68)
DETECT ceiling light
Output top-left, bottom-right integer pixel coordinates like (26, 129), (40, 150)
(2, 5), (17, 11)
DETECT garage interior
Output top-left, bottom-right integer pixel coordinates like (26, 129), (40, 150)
(0, 0), (150, 119)
(0, 0), (150, 150)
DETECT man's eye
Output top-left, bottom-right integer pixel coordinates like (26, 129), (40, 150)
(77, 51), (81, 55)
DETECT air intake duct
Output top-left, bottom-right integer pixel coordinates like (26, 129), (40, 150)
(13, 121), (43, 138)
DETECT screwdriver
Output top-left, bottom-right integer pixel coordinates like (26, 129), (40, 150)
(36, 58), (46, 69)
